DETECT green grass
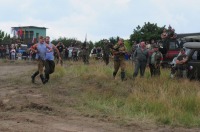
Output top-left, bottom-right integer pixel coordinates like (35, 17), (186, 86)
(28, 60), (200, 127)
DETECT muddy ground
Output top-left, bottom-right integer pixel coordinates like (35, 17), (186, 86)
(0, 62), (199, 132)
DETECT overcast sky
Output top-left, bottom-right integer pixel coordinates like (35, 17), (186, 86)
(0, 0), (199, 42)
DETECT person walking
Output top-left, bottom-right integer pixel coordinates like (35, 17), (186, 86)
(133, 41), (148, 78)
(112, 38), (127, 81)
(56, 42), (64, 65)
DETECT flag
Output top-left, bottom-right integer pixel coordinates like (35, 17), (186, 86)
(18, 28), (23, 38)
(32, 38), (37, 44)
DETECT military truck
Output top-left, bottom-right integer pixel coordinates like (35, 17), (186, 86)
(170, 35), (200, 79)
(184, 42), (200, 79)
(159, 39), (180, 67)
(183, 35), (200, 42)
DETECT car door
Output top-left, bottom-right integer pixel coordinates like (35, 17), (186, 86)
(187, 49), (200, 79)
(164, 40), (180, 63)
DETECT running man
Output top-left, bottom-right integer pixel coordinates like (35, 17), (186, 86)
(44, 36), (61, 83)
(30, 36), (52, 84)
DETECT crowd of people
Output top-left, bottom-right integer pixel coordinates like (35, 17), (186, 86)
(110, 25), (188, 81)
(111, 39), (164, 81)
(0, 43), (29, 60)
(0, 25), (189, 83)
(0, 41), (85, 62)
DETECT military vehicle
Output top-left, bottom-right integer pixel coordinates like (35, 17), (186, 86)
(170, 36), (200, 79)
(183, 36), (200, 79)
(159, 39), (180, 67)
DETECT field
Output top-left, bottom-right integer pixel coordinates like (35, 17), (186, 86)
(0, 59), (200, 132)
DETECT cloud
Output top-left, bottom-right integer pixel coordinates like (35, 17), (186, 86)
(0, 0), (200, 42)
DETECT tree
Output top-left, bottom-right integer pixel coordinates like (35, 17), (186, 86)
(94, 39), (104, 48)
(109, 36), (120, 45)
(88, 41), (94, 52)
(0, 30), (12, 45)
(3, 34), (11, 45)
(51, 37), (82, 48)
(130, 22), (165, 45)
(51, 37), (94, 52)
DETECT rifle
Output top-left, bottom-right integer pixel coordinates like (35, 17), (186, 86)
(110, 45), (127, 55)
(154, 53), (162, 68)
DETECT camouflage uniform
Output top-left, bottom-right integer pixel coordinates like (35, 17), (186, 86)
(102, 41), (110, 65)
(81, 43), (89, 64)
(112, 42), (127, 81)
(148, 47), (163, 76)
(176, 54), (188, 78)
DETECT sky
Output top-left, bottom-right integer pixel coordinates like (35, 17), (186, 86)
(0, 0), (200, 42)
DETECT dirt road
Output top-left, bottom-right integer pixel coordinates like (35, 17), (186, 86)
(0, 64), (134, 132)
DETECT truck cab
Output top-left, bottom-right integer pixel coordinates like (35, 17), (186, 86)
(159, 39), (180, 67)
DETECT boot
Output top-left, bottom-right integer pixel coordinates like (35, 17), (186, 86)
(113, 72), (117, 79)
(121, 71), (126, 81)
(31, 71), (39, 83)
(44, 73), (49, 83)
(40, 74), (46, 84)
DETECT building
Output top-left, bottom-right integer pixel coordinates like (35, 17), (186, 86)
(11, 26), (47, 45)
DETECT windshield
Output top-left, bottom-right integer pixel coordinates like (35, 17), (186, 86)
(169, 41), (179, 50)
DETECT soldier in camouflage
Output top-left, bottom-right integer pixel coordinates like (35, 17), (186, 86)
(112, 38), (127, 81)
(148, 44), (163, 76)
(81, 42), (89, 64)
(102, 39), (110, 65)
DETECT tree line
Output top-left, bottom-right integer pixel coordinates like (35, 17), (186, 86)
(0, 30), (12, 45)
(1, 22), (168, 51)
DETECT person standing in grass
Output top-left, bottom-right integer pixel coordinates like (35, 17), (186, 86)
(81, 42), (89, 64)
(133, 41), (149, 78)
(112, 38), (127, 81)
(148, 44), (163, 76)
(102, 39), (110, 65)
(175, 48), (188, 78)
(10, 46), (16, 61)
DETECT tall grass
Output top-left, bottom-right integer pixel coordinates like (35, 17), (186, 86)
(40, 60), (200, 127)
